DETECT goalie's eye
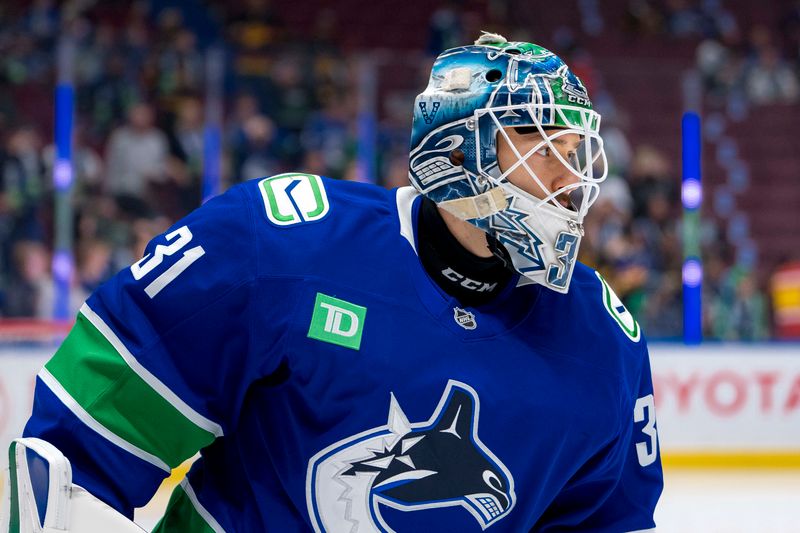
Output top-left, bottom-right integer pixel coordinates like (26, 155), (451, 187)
(513, 126), (539, 135)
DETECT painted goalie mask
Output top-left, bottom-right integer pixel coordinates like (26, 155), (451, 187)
(409, 33), (607, 294)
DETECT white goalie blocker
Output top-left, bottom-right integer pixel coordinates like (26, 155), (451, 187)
(5, 438), (144, 533)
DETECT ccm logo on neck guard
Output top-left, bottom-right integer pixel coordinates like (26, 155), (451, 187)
(442, 267), (498, 292)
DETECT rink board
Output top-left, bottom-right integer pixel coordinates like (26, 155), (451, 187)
(650, 344), (800, 468)
(1, 343), (799, 475)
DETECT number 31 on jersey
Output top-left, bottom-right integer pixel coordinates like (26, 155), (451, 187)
(130, 226), (205, 298)
(634, 394), (658, 467)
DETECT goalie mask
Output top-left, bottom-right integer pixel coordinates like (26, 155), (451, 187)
(409, 33), (607, 294)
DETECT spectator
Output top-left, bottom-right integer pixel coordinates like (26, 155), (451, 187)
(599, 112), (633, 177)
(105, 102), (169, 205)
(1, 32), (51, 86)
(770, 258), (800, 339)
(632, 188), (675, 272)
(75, 21), (117, 89)
(121, 11), (151, 83)
(42, 120), (104, 206)
(85, 52), (141, 140)
(158, 28), (204, 97)
(779, 1), (800, 64)
(2, 240), (51, 318)
(743, 46), (799, 105)
(129, 215), (171, 267)
(226, 92), (262, 148)
(713, 268), (769, 340)
(300, 93), (354, 180)
(381, 154), (413, 190)
(665, 0), (705, 38)
(269, 55), (316, 163)
(628, 145), (675, 221)
(235, 114), (281, 182)
(25, 0), (59, 47)
(625, 0), (666, 37)
(165, 94), (205, 216)
(74, 194), (130, 268)
(2, 125), (46, 242)
(75, 239), (113, 295)
(696, 38), (731, 96)
(641, 271), (683, 339)
(225, 0), (283, 102)
(428, 1), (465, 55)
(701, 249), (732, 337)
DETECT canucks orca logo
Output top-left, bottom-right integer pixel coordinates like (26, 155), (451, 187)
(306, 380), (516, 532)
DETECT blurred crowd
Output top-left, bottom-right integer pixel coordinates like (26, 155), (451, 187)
(0, 0), (797, 341)
(0, 0), (369, 320)
(582, 0), (800, 340)
(583, 139), (770, 341)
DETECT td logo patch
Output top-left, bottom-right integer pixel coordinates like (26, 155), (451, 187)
(308, 293), (367, 350)
(259, 173), (329, 226)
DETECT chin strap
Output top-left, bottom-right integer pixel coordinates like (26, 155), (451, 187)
(486, 232), (512, 269)
(437, 187), (508, 221)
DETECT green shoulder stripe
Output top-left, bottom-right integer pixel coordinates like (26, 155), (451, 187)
(44, 312), (217, 468)
(152, 481), (224, 533)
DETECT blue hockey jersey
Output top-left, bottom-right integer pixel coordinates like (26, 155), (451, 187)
(23, 174), (663, 532)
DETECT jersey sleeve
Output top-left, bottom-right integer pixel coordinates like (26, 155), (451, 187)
(22, 184), (263, 517)
(537, 343), (664, 532)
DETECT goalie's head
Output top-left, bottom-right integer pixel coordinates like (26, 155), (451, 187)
(409, 33), (607, 293)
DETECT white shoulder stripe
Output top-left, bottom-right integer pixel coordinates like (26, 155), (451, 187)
(181, 479), (226, 533)
(38, 367), (171, 473)
(80, 303), (224, 438)
(396, 186), (420, 254)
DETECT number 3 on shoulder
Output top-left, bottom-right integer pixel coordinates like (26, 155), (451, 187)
(131, 225), (205, 298)
(634, 394), (658, 467)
